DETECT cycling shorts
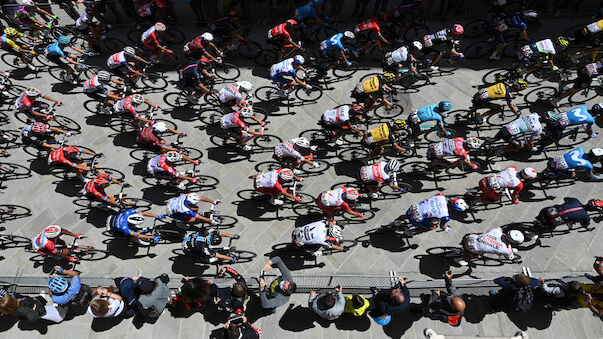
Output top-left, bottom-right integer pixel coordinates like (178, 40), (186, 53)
(478, 177), (500, 201)
(270, 72), (290, 85)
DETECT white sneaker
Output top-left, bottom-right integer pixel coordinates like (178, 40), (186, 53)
(312, 250), (323, 257)
(177, 181), (187, 190)
(429, 66), (439, 71)
(334, 139), (344, 146)
(270, 198), (284, 206)
(293, 169), (303, 175)
(550, 98), (560, 107)
(27, 64), (37, 71)
(489, 53), (501, 60)
(454, 257), (469, 266)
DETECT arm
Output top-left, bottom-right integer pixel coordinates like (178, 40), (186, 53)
(269, 256), (292, 281)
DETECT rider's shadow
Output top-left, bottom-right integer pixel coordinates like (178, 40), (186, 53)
(169, 254), (212, 276)
(233, 198), (280, 222)
(50, 82), (80, 95)
(263, 245), (325, 271)
(141, 185), (177, 205)
(356, 228), (417, 253)
(112, 131), (138, 149)
(53, 179), (85, 198)
(414, 250), (475, 279)
(206, 146), (252, 164)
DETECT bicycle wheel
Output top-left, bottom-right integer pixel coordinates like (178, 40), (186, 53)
(255, 161), (282, 172)
(142, 72), (168, 90)
(0, 163), (31, 177)
(300, 129), (329, 144)
(187, 175), (219, 189)
(253, 134), (282, 149)
(374, 104), (403, 119)
(337, 147), (369, 161)
(179, 147), (203, 161)
(83, 65), (105, 79)
(404, 25), (429, 41)
(299, 159), (331, 174)
(214, 215), (238, 228)
(51, 115), (81, 132)
(380, 181), (413, 196)
(120, 197), (152, 210)
(214, 63), (241, 81)
(463, 41), (492, 59)
(237, 40), (262, 58)
(295, 86), (323, 102)
(0, 234), (32, 248)
(90, 167), (125, 181)
(424, 127), (457, 143)
(72, 245), (110, 261)
(163, 92), (191, 108)
(255, 86), (282, 102)
(332, 61), (360, 78)
(523, 86), (557, 104)
(482, 68), (512, 85)
(1, 54), (24, 69)
(254, 49), (277, 66)
(464, 20), (489, 39)
(569, 86), (601, 104)
(0, 205), (32, 221)
(164, 28), (186, 45)
(342, 208), (375, 221)
(229, 249), (257, 263)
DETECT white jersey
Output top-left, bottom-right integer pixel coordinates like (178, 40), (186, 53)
(220, 112), (239, 129)
(465, 227), (514, 259)
(505, 113), (542, 140)
(254, 170), (279, 188)
(146, 155), (164, 174)
(219, 84), (243, 105)
(141, 26), (155, 43)
(322, 105), (350, 125)
(31, 232), (49, 252)
(359, 162), (390, 183)
(270, 58), (294, 77)
(83, 76), (101, 93)
(293, 221), (329, 247)
(166, 195), (191, 215)
(75, 12), (91, 30)
(411, 194), (449, 221)
(274, 141), (303, 160)
(107, 51), (127, 69)
(493, 166), (521, 189)
(390, 46), (409, 63)
(319, 188), (345, 207)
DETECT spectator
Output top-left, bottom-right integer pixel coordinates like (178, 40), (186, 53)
(259, 257), (296, 313)
(586, 257), (603, 283)
(308, 284), (345, 320)
(417, 270), (466, 326)
(344, 294), (370, 317)
(538, 280), (582, 310)
(489, 273), (542, 312)
(88, 286), (125, 318)
(47, 266), (92, 307)
(211, 267), (248, 313)
(169, 277), (212, 311)
(225, 315), (261, 339)
(369, 277), (410, 325)
(575, 283), (603, 317)
(0, 289), (66, 323)
(120, 274), (171, 318)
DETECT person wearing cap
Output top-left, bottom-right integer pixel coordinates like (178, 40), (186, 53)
(415, 270), (466, 326)
(368, 277), (410, 326)
(308, 284), (345, 320)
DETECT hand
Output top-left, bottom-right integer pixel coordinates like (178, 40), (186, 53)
(356, 213), (364, 218)
(97, 153), (104, 158)
(312, 162), (320, 168)
(398, 277), (405, 285)
(213, 199), (221, 205)
(65, 131), (72, 137)
(54, 265), (64, 274)
(87, 52), (94, 57)
(75, 234), (85, 239)
(306, 85), (312, 90)
(152, 105), (159, 110)
(55, 101), (63, 106)
(294, 196), (302, 202)
(445, 270), (453, 280)
(434, 290), (441, 296)
(193, 160), (200, 165)
(335, 284), (342, 292)
(80, 64), (87, 70)
(218, 267), (227, 276)
(262, 260), (272, 271)
(179, 132), (187, 137)
(153, 235), (161, 242)
(346, 61), (352, 67)
(68, 256), (79, 262)
(310, 290), (317, 296)
(260, 121), (266, 127)
(233, 234), (240, 239)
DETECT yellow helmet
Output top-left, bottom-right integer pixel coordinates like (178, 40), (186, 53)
(382, 72), (396, 82)
(4, 27), (18, 37)
(513, 79), (528, 90)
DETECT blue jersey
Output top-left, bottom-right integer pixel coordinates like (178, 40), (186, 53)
(166, 195), (197, 221)
(295, 1), (318, 20)
(558, 106), (595, 128)
(507, 14), (526, 29)
(551, 147), (594, 174)
(46, 42), (66, 58)
(416, 104), (444, 124)
(320, 33), (344, 53)
(50, 275), (81, 305)
(109, 209), (139, 236)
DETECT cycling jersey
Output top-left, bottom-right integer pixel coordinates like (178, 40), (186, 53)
(387, 46), (409, 64)
(14, 91), (43, 112)
(218, 84), (243, 105)
(182, 228), (217, 258)
(180, 62), (203, 86)
(359, 161), (391, 183)
(428, 137), (468, 160)
(106, 51), (130, 70)
(504, 113), (542, 141)
(274, 141), (304, 161)
(517, 39), (555, 63)
(364, 123), (396, 145)
(355, 76), (381, 94)
(46, 42), (67, 58)
(113, 96), (138, 117)
(48, 146), (81, 167)
(15, 5), (34, 27)
(295, 1), (318, 20)
(411, 104), (445, 125)
(141, 26), (159, 45)
(50, 275), (82, 306)
(109, 208), (141, 236)
(220, 111), (247, 131)
(507, 13), (527, 30)
(354, 17), (380, 35)
(585, 19), (603, 35)
(147, 153), (178, 176)
(555, 106), (595, 129)
(0, 34), (22, 51)
(548, 147), (594, 174)
(322, 105), (350, 126)
(270, 58), (296, 84)
(465, 227), (513, 259)
(537, 198), (590, 227)
(479, 166), (522, 201)
(138, 2), (153, 17)
(137, 125), (162, 147)
(166, 195), (197, 221)
(20, 124), (50, 146)
(83, 75), (108, 94)
(316, 187), (353, 215)
(84, 173), (111, 201)
(477, 83), (510, 101)
(293, 221), (330, 247)
(253, 169), (287, 194)
(186, 35), (208, 54)
(75, 12), (91, 30)
(423, 28), (450, 48)
(31, 232), (57, 254)
(584, 62), (602, 78)
(407, 193), (449, 228)
(320, 33), (344, 54)
(268, 23), (293, 41)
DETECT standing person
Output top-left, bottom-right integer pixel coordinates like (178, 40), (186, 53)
(308, 284), (345, 320)
(259, 257), (296, 313)
(489, 273), (542, 312)
(415, 270), (466, 326)
(369, 277), (410, 325)
(120, 274), (171, 318)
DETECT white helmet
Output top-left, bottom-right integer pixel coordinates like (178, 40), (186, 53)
(524, 10), (538, 19)
(201, 32), (214, 41)
(387, 159), (401, 172)
(165, 151), (182, 162)
(97, 71), (111, 82)
(44, 224), (62, 239)
(450, 198), (469, 211)
(237, 81), (253, 92)
(329, 225), (343, 241)
(591, 148), (603, 157)
(240, 107), (253, 118)
(186, 193), (201, 205)
(123, 46), (136, 58)
(131, 94), (144, 105)
(292, 137), (310, 148)
(508, 230), (525, 244)
(520, 168), (537, 180)
(127, 214), (145, 225)
(412, 41), (423, 51)
(293, 55), (305, 64)
(343, 31), (355, 40)
(152, 122), (168, 133)
(154, 22), (166, 32)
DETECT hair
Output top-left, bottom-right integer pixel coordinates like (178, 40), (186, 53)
(232, 282), (247, 299)
(393, 292), (406, 305)
(568, 281), (582, 295)
(514, 274), (530, 287)
(285, 281), (297, 295)
(226, 323), (241, 339)
(180, 278), (211, 303)
(351, 295), (365, 309)
(90, 298), (110, 317)
(322, 293), (336, 309)
(0, 295), (18, 315)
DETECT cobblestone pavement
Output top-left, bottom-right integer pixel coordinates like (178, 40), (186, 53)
(0, 15), (601, 339)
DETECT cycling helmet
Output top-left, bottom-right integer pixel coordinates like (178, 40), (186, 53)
(25, 87), (40, 97)
(451, 24), (464, 35)
(392, 119), (407, 130)
(328, 225), (343, 241)
(165, 151), (182, 162)
(206, 231), (222, 246)
(48, 277), (69, 294)
(508, 230), (525, 244)
(279, 168), (294, 181)
(343, 189), (360, 201)
(351, 105), (364, 114)
(228, 9), (240, 17)
(3, 27), (18, 37)
(237, 81), (253, 92)
(438, 100), (453, 112)
(186, 193), (201, 205)
(152, 121), (168, 133)
(131, 94), (144, 105)
(287, 19), (298, 26)
(412, 41), (423, 51)
(154, 22), (166, 32)
(590, 148), (603, 158)
(591, 103), (603, 113)
(96, 70), (111, 82)
(387, 159), (401, 172)
(32, 122), (48, 134)
(293, 55), (305, 64)
(488, 174), (501, 190)
(556, 36), (570, 48)
(343, 31), (355, 40)
(382, 72), (396, 82)
(21, 0), (35, 7)
(520, 167), (537, 180)
(450, 198), (469, 211)
(464, 137), (484, 149)
(240, 107), (253, 118)
(201, 32), (214, 41)
(292, 137), (310, 148)
(523, 10), (538, 19)
(127, 214), (145, 225)
(545, 111), (559, 122)
(123, 46), (136, 58)
(57, 35), (71, 45)
(513, 79), (528, 90)
(44, 224), (62, 239)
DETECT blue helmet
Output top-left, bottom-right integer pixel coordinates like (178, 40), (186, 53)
(57, 35), (71, 45)
(438, 100), (453, 112)
(48, 276), (69, 294)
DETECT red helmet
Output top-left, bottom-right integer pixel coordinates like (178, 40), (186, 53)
(287, 19), (297, 26)
(31, 122), (48, 134)
(451, 24), (464, 35)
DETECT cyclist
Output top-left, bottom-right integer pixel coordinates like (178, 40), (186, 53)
(478, 167), (537, 205)
(209, 10), (246, 51)
(295, 0), (327, 38)
(83, 70), (123, 114)
(540, 106), (597, 150)
(14, 0), (57, 32)
(426, 137), (483, 171)
(184, 32), (222, 62)
(146, 151), (200, 186)
(488, 11), (535, 60)
(112, 94), (156, 123)
(319, 31), (356, 74)
(515, 38), (558, 73)
(14, 87), (63, 120)
(178, 57), (216, 103)
(137, 120), (186, 152)
(487, 113), (543, 152)
(469, 80), (527, 122)
(361, 120), (408, 158)
(74, 6), (105, 52)
(454, 228), (524, 266)
(352, 12), (389, 56)
(273, 137), (319, 173)
(266, 19), (301, 60)
(220, 107), (265, 151)
(319, 105), (364, 145)
(165, 193), (221, 226)
(269, 55), (312, 98)
(382, 41), (423, 75)
(398, 194), (468, 236)
(350, 72), (395, 112)
(572, 19), (603, 61)
(550, 60), (602, 107)
(291, 219), (346, 257)
(408, 100), (454, 139)
(20, 122), (70, 149)
(106, 209), (163, 245)
(420, 24), (465, 68)
(140, 22), (173, 62)
(106, 46), (149, 86)
(316, 187), (364, 220)
(0, 27), (40, 71)
(218, 81), (253, 108)
(358, 159), (404, 198)
(83, 171), (130, 207)
(535, 197), (592, 230)
(46, 35), (92, 84)
(545, 147), (602, 181)
(31, 224), (84, 262)
(181, 228), (240, 263)
(47, 145), (101, 180)
(253, 168), (303, 205)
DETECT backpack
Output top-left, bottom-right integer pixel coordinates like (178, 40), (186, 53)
(512, 286), (534, 312)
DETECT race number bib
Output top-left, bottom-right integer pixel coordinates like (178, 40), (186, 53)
(423, 35), (433, 47)
(520, 45), (533, 58)
(585, 63), (599, 77)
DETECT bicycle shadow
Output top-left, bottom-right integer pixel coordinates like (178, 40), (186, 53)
(414, 248), (478, 279)
(168, 251), (212, 276)
(263, 244), (325, 271)
(355, 226), (418, 253)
